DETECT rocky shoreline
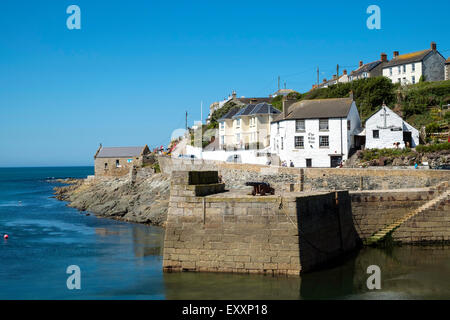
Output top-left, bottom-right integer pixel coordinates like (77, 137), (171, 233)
(52, 172), (171, 227)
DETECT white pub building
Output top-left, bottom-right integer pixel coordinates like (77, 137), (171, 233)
(271, 95), (362, 167)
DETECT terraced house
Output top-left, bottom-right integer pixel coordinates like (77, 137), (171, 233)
(218, 102), (280, 150)
(382, 42), (446, 85)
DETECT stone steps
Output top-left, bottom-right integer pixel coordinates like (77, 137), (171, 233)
(364, 186), (450, 246)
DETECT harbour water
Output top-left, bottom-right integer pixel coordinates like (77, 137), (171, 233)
(0, 167), (449, 299)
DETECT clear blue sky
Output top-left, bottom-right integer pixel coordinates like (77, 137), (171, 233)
(0, 0), (448, 167)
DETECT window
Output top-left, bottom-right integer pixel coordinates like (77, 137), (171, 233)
(397, 78), (401, 83)
(115, 160), (120, 168)
(306, 159), (312, 168)
(319, 119), (329, 131)
(296, 120), (305, 132)
(398, 66), (401, 74)
(220, 122), (224, 129)
(403, 65), (406, 73)
(236, 133), (240, 143)
(403, 77), (406, 84)
(347, 120), (351, 130)
(412, 63), (415, 72)
(281, 137), (284, 150)
(295, 136), (304, 149)
(319, 136), (329, 148)
(363, 72), (368, 78)
(236, 119), (240, 127)
(389, 68), (392, 76)
(373, 130), (379, 139)
(412, 76), (416, 84)
(104, 163), (108, 169)
(220, 135), (224, 145)
(277, 123), (280, 134)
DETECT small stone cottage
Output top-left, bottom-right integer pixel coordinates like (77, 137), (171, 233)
(94, 145), (151, 177)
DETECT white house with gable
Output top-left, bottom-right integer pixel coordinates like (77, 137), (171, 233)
(271, 95), (362, 168)
(365, 104), (419, 149)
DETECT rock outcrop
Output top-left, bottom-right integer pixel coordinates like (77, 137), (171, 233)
(53, 170), (170, 227)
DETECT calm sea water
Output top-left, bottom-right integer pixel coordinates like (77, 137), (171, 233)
(0, 167), (449, 300)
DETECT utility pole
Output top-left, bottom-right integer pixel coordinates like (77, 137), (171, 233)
(278, 76), (280, 91)
(337, 64), (340, 78)
(200, 101), (203, 125)
(284, 81), (286, 89)
(185, 111), (188, 130)
(317, 67), (319, 86)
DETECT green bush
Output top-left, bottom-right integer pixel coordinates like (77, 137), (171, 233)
(416, 142), (450, 153)
(425, 122), (442, 134)
(359, 148), (414, 161)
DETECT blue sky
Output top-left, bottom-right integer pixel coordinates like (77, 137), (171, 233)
(0, 0), (448, 166)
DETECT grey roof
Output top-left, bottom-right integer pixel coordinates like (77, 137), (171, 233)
(235, 97), (272, 104)
(232, 103), (280, 118)
(272, 98), (353, 122)
(218, 107), (241, 121)
(233, 104), (257, 118)
(383, 49), (433, 68)
(351, 61), (383, 76)
(96, 146), (146, 158)
(250, 102), (280, 115)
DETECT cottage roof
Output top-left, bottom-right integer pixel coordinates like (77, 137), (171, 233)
(234, 97), (273, 104)
(233, 104), (257, 118)
(446, 57), (450, 64)
(383, 49), (433, 68)
(351, 61), (383, 76)
(272, 98), (353, 122)
(95, 146), (147, 158)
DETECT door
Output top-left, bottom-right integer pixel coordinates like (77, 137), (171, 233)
(306, 159), (312, 168)
(403, 131), (412, 148)
(330, 156), (342, 168)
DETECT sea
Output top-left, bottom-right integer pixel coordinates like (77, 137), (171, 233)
(0, 167), (449, 300)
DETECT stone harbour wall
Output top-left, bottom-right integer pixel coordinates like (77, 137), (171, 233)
(162, 171), (360, 275)
(158, 156), (450, 192)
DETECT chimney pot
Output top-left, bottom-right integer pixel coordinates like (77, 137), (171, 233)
(323, 78), (327, 83)
(381, 53), (387, 62)
(393, 51), (399, 58)
(343, 69), (347, 75)
(431, 42), (437, 51)
(359, 61), (363, 67)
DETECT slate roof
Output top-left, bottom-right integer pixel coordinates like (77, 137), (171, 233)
(351, 60), (383, 76)
(250, 102), (280, 115)
(232, 103), (280, 118)
(383, 49), (433, 68)
(218, 107), (241, 121)
(272, 98), (353, 122)
(96, 146), (146, 158)
(234, 97), (273, 105)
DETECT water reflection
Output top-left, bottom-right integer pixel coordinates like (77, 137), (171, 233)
(163, 246), (450, 300)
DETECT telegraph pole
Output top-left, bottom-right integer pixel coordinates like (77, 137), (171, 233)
(317, 67), (319, 86)
(185, 111), (188, 130)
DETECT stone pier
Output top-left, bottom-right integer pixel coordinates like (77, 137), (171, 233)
(162, 171), (360, 275)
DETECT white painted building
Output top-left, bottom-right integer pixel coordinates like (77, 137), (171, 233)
(365, 104), (419, 149)
(382, 42), (446, 85)
(271, 96), (362, 168)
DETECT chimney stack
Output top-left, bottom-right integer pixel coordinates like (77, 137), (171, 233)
(333, 74), (337, 80)
(343, 69), (347, 75)
(232, 90), (237, 99)
(323, 78), (327, 83)
(381, 53), (387, 62)
(393, 51), (399, 58)
(282, 95), (297, 118)
(359, 61), (363, 67)
(431, 42), (437, 51)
